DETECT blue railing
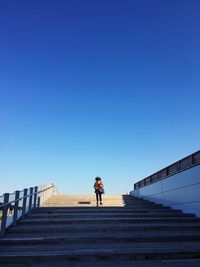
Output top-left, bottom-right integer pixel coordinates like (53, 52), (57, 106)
(0, 182), (58, 236)
(134, 150), (200, 190)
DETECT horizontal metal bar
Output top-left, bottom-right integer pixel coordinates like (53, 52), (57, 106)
(134, 150), (200, 190)
(0, 190), (24, 199)
(0, 185), (54, 209)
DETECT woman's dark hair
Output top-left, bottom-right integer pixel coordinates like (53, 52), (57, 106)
(95, 177), (101, 181)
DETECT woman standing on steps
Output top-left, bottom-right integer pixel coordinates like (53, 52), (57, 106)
(94, 177), (104, 207)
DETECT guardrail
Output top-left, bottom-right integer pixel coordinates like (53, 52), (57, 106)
(0, 182), (58, 237)
(134, 150), (200, 190)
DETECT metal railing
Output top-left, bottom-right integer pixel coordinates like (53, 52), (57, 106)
(0, 182), (58, 237)
(134, 150), (200, 190)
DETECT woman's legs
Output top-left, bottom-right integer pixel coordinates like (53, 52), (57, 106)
(96, 193), (102, 206)
(99, 193), (102, 204)
(96, 193), (99, 204)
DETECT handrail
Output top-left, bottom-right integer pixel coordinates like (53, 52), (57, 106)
(0, 182), (58, 237)
(0, 190), (23, 199)
(134, 150), (200, 190)
(0, 185), (54, 209)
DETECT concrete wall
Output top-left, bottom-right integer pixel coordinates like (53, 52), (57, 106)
(130, 165), (200, 217)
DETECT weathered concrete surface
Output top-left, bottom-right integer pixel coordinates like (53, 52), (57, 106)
(2, 259), (200, 267)
(0, 195), (200, 265)
(42, 194), (126, 207)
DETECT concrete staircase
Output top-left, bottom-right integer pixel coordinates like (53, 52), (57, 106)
(0, 195), (200, 266)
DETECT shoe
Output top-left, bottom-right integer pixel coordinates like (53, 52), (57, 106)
(96, 203), (99, 207)
(100, 202), (102, 205)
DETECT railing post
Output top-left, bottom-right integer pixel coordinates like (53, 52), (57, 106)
(13, 190), (20, 226)
(29, 187), (33, 212)
(191, 154), (194, 165)
(53, 185), (56, 195)
(0, 193), (10, 237)
(177, 161), (181, 172)
(33, 186), (38, 208)
(166, 167), (169, 176)
(44, 185), (47, 203)
(37, 195), (41, 207)
(40, 185), (43, 206)
(22, 188), (28, 219)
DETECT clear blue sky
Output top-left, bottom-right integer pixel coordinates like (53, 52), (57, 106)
(0, 0), (200, 195)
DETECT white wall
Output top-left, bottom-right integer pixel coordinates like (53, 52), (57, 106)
(130, 165), (200, 217)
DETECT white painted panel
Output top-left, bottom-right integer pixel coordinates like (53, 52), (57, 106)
(162, 184), (200, 205)
(17, 210), (22, 219)
(142, 194), (166, 204)
(172, 202), (200, 216)
(131, 164), (200, 217)
(130, 189), (139, 197)
(6, 216), (13, 228)
(141, 196), (172, 207)
(139, 180), (162, 196)
(162, 165), (200, 191)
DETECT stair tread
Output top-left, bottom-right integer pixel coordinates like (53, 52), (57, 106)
(11, 222), (200, 228)
(1, 241), (200, 255)
(18, 217), (200, 223)
(2, 231), (200, 241)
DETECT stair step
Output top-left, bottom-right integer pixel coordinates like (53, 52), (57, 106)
(7, 222), (200, 235)
(31, 207), (176, 213)
(27, 212), (194, 219)
(2, 232), (200, 245)
(0, 242), (200, 263)
(17, 217), (200, 225)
